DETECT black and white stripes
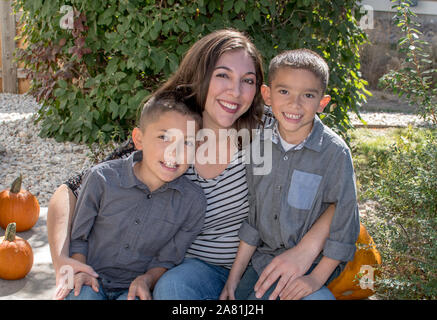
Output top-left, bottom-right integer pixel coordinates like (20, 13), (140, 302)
(184, 151), (249, 268)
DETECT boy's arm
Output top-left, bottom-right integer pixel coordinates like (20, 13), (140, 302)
(322, 148), (360, 263)
(220, 241), (257, 300)
(254, 203), (335, 300)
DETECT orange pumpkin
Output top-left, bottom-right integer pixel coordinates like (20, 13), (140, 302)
(0, 175), (40, 232)
(0, 222), (34, 280)
(327, 223), (382, 300)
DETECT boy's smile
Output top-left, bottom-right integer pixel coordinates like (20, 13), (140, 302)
(261, 67), (331, 145)
(132, 111), (197, 191)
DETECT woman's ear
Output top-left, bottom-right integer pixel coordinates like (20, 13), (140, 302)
(132, 127), (143, 150)
(260, 84), (272, 106)
(317, 95), (331, 113)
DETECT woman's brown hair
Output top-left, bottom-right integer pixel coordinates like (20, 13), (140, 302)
(154, 29), (264, 137)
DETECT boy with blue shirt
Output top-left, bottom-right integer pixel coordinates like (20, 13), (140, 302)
(220, 49), (360, 300)
(64, 92), (206, 300)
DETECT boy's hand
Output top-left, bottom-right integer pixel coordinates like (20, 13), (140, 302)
(219, 280), (238, 300)
(127, 274), (152, 300)
(254, 246), (313, 300)
(279, 274), (323, 300)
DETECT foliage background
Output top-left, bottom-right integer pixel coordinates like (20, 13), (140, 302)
(14, 0), (369, 146)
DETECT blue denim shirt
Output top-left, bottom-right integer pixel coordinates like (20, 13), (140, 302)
(70, 150), (207, 290)
(239, 116), (360, 276)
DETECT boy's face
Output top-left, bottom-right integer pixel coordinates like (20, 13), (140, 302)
(261, 67), (331, 145)
(132, 111), (197, 191)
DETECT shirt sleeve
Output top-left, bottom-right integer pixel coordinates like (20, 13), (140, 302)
(322, 147), (360, 262)
(69, 168), (104, 257)
(65, 138), (136, 197)
(147, 194), (207, 270)
(238, 164), (262, 246)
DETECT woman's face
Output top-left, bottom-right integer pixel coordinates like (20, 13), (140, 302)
(203, 49), (257, 130)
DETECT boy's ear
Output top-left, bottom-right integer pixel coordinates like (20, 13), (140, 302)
(260, 84), (272, 106)
(132, 127), (143, 150)
(317, 95), (331, 113)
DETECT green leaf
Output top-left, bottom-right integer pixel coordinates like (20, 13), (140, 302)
(235, 0), (245, 13)
(178, 19), (189, 32)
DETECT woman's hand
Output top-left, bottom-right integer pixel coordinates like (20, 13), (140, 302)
(53, 256), (98, 300)
(219, 279), (238, 300)
(279, 274), (323, 300)
(54, 271), (99, 300)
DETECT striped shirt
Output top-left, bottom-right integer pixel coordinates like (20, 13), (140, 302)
(184, 150), (248, 268)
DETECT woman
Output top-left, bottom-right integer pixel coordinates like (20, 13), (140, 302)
(48, 29), (335, 300)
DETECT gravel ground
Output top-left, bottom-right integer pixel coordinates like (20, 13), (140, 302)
(0, 93), (92, 207)
(0, 92), (433, 207)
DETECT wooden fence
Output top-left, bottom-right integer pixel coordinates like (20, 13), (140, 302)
(0, 0), (29, 94)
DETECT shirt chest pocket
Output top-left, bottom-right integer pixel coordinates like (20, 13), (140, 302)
(287, 170), (322, 210)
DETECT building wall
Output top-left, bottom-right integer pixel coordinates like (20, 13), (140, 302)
(360, 0), (437, 88)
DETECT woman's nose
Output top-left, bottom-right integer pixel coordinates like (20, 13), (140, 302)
(228, 79), (241, 97)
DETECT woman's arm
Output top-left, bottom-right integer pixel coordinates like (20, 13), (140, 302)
(47, 184), (98, 276)
(253, 203), (335, 300)
(220, 241), (257, 300)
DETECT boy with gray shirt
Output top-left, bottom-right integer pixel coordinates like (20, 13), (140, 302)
(220, 49), (360, 300)
(65, 92), (206, 300)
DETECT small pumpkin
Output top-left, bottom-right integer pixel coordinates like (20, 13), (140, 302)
(0, 222), (34, 280)
(0, 174), (40, 232)
(327, 223), (382, 300)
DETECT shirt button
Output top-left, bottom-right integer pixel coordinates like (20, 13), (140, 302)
(274, 215), (278, 220)
(283, 155), (288, 161)
(276, 185), (281, 190)
(124, 244), (129, 249)
(134, 219), (140, 225)
(147, 194), (152, 199)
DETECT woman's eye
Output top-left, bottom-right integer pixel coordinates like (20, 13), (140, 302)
(243, 78), (255, 85)
(216, 73), (229, 79)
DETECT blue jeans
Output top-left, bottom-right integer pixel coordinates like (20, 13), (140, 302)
(235, 265), (338, 300)
(65, 278), (137, 300)
(153, 258), (230, 300)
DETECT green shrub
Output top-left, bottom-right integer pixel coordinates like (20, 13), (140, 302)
(14, 0), (369, 146)
(379, 0), (437, 125)
(352, 127), (437, 299)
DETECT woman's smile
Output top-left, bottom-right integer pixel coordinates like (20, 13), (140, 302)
(203, 49), (257, 130)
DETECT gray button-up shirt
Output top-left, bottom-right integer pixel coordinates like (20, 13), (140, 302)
(70, 151), (207, 290)
(239, 116), (360, 276)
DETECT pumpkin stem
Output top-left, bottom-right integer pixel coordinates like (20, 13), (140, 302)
(4, 223), (16, 242)
(10, 174), (22, 194)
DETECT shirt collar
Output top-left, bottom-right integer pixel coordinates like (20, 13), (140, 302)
(262, 115), (324, 153)
(120, 150), (185, 193)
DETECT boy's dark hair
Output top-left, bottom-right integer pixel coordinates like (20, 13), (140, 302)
(139, 91), (202, 130)
(268, 49), (329, 93)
